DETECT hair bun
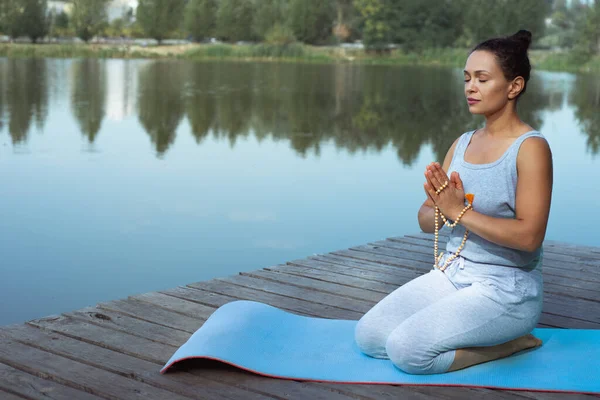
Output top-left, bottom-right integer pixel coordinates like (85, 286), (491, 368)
(511, 30), (532, 49)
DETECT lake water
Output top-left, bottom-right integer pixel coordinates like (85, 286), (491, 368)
(1, 58), (598, 326)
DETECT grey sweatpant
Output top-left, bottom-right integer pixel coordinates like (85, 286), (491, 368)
(354, 254), (544, 375)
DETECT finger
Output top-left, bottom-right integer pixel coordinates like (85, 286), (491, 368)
(453, 172), (464, 191)
(450, 171), (459, 189)
(426, 168), (443, 191)
(424, 170), (439, 190)
(424, 182), (437, 200)
(433, 163), (449, 186)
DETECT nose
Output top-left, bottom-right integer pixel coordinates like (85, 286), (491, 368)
(465, 80), (477, 94)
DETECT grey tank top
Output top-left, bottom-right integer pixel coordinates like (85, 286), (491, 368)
(444, 129), (545, 268)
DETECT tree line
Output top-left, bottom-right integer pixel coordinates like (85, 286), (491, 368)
(0, 0), (598, 56)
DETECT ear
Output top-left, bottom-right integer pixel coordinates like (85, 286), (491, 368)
(507, 76), (525, 100)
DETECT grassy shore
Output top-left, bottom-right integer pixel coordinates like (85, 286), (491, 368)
(0, 42), (598, 73)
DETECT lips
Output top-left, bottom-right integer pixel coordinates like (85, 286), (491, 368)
(467, 98), (480, 105)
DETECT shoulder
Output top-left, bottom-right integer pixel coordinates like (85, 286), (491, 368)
(518, 134), (552, 158)
(516, 134), (553, 173)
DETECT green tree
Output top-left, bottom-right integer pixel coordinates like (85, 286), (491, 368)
(353, 0), (391, 49)
(71, 0), (110, 42)
(184, 0), (217, 42)
(136, 0), (186, 43)
(288, 0), (335, 45)
(49, 10), (71, 38)
(216, 0), (255, 42)
(389, 0), (462, 51)
(252, 0), (286, 40)
(19, 0), (49, 42)
(459, 0), (551, 47)
(574, 0), (600, 56)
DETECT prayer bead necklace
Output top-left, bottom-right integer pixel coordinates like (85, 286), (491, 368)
(434, 194), (474, 271)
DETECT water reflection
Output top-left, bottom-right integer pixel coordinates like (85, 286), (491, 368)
(71, 59), (107, 144)
(1, 58), (599, 159)
(5, 59), (48, 144)
(138, 61), (185, 156)
(570, 73), (600, 155)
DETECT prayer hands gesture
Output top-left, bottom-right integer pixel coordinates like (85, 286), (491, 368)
(423, 162), (468, 221)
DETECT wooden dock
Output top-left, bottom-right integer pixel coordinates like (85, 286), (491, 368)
(1, 232), (599, 399)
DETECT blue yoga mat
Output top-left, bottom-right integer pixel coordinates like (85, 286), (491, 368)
(161, 300), (600, 394)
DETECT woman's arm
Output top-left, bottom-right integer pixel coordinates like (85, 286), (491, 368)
(418, 137), (460, 233)
(453, 137), (553, 252)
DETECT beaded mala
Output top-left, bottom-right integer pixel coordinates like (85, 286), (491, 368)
(433, 188), (475, 271)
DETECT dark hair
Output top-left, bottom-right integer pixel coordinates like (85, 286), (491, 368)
(470, 30), (532, 97)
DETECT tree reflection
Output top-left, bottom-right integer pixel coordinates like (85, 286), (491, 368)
(71, 59), (106, 143)
(137, 61), (185, 156)
(5, 59), (48, 144)
(111, 59), (567, 162)
(185, 62), (217, 145)
(570, 74), (600, 156)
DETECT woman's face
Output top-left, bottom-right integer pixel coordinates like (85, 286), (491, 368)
(463, 50), (516, 116)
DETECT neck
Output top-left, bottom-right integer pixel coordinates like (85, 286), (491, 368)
(483, 102), (522, 137)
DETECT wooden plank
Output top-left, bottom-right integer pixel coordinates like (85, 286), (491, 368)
(66, 306), (191, 347)
(347, 245), (433, 270)
(0, 336), (191, 400)
(0, 390), (28, 400)
(159, 286), (239, 309)
(371, 240), (600, 301)
(319, 250), (600, 327)
(159, 286), (335, 321)
(347, 246), (595, 307)
(293, 256), (418, 286)
(27, 315), (178, 365)
(396, 234), (600, 268)
(24, 309), (380, 400)
(30, 290), (524, 399)
(537, 313), (600, 329)
(1, 324), (272, 400)
(295, 255), (421, 280)
(312, 253), (427, 281)
(217, 274), (376, 313)
(542, 293), (600, 324)
(386, 237), (600, 274)
(332, 248), (430, 272)
(0, 362), (103, 400)
(541, 283), (600, 303)
(130, 292), (217, 321)
(545, 240), (600, 255)
(240, 269), (385, 303)
(382, 238), (600, 284)
(186, 279), (363, 320)
(266, 263), (399, 294)
(98, 298), (202, 333)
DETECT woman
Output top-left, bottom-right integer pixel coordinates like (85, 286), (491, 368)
(354, 30), (553, 375)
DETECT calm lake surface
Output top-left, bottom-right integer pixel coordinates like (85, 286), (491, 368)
(1, 58), (598, 325)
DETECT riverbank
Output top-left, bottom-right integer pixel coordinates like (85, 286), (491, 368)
(0, 42), (598, 73)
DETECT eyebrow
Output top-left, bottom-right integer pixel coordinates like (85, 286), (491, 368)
(464, 70), (490, 74)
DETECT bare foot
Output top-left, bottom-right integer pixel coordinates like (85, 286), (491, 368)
(510, 334), (543, 353)
(448, 333), (543, 372)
